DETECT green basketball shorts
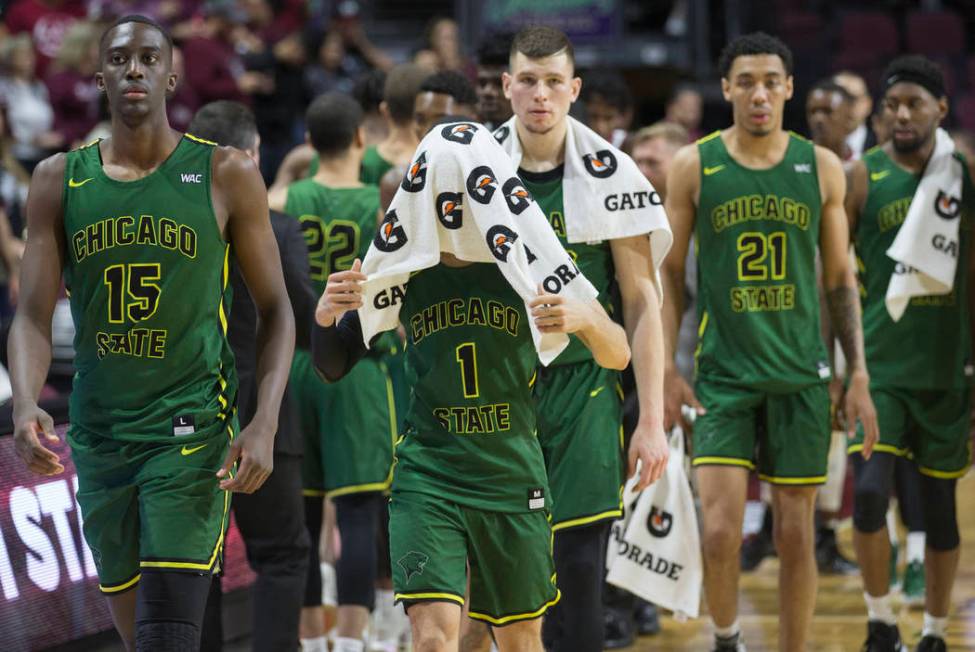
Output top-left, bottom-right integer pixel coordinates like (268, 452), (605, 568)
(534, 361), (624, 530)
(69, 415), (237, 594)
(692, 379), (831, 484)
(389, 490), (560, 626)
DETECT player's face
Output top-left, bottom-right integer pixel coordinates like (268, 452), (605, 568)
(632, 137), (678, 196)
(476, 64), (510, 125)
(883, 82), (947, 154)
(722, 54), (793, 137)
(96, 22), (176, 121)
(503, 51), (580, 135)
(835, 72), (872, 124)
(806, 89), (853, 149)
(413, 91), (467, 140)
(585, 96), (622, 143)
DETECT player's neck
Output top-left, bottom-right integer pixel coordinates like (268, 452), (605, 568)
(723, 125), (790, 168)
(378, 124), (419, 165)
(886, 137), (937, 175)
(515, 117), (567, 172)
(313, 150), (363, 188)
(104, 114), (180, 171)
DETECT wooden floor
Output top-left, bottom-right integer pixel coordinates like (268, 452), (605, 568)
(633, 471), (975, 651)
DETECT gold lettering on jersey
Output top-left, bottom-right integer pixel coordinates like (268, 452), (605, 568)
(711, 195), (811, 233)
(730, 284), (796, 312)
(432, 403), (512, 434)
(910, 291), (956, 307)
(72, 215), (198, 263)
(548, 211), (567, 238)
(95, 328), (168, 359)
(877, 197), (912, 233)
(410, 298), (520, 344)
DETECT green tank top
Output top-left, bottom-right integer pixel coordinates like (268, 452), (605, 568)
(283, 179), (380, 295)
(306, 145), (392, 186)
(394, 263), (548, 513)
(694, 131), (829, 391)
(856, 146), (973, 389)
(520, 166), (616, 366)
(62, 135), (237, 440)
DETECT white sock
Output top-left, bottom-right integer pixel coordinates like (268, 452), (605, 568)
(922, 613), (947, 639)
(333, 637), (365, 652)
(906, 531), (926, 564)
(864, 592), (897, 625)
(714, 618), (740, 639)
(886, 506), (899, 545)
(300, 636), (328, 652)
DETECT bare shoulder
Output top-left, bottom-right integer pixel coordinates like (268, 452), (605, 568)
(813, 144), (843, 176)
(32, 151), (68, 186)
(670, 142), (701, 175)
(212, 145), (262, 187)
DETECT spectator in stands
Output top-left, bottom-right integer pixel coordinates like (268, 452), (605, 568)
(583, 70), (633, 148)
(45, 20), (101, 149)
(354, 68), (389, 146)
(664, 84), (702, 141)
(167, 45), (200, 132)
(475, 35), (512, 131)
(326, 0), (393, 74)
(833, 70), (875, 160)
(412, 69), (477, 140)
(951, 129), (975, 166)
(3, 0), (86, 77)
(0, 34), (63, 171)
(0, 203), (22, 314)
(805, 79), (855, 161)
(88, 0), (195, 26)
(304, 28), (359, 98)
(181, 0), (274, 106)
(415, 16), (467, 73)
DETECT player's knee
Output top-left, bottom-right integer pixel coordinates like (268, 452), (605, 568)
(412, 625), (454, 652)
(701, 519), (741, 560)
(922, 476), (959, 551)
(772, 513), (814, 557)
(853, 485), (889, 533)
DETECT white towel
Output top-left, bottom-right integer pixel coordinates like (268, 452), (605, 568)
(494, 115), (672, 295)
(885, 128), (964, 321)
(359, 121), (598, 365)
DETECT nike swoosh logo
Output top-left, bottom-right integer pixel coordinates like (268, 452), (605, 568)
(870, 170), (891, 182)
(68, 177), (93, 188)
(703, 165), (725, 176)
(590, 386), (606, 398)
(181, 444), (207, 456)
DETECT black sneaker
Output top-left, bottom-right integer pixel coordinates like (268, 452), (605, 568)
(861, 621), (908, 652)
(603, 606), (635, 650)
(712, 632), (746, 651)
(816, 527), (859, 575)
(915, 635), (947, 652)
(740, 531), (774, 571)
(632, 599), (660, 636)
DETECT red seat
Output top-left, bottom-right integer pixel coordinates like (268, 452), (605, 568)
(955, 93), (975, 132)
(905, 10), (965, 57)
(839, 11), (899, 58)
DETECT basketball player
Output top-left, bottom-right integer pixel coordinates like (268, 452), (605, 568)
(844, 55), (973, 652)
(9, 15), (295, 650)
(269, 93), (394, 652)
(496, 26), (670, 652)
(413, 70), (478, 142)
(663, 32), (878, 651)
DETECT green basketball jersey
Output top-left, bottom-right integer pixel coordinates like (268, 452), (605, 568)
(360, 145), (393, 186)
(855, 146), (973, 389)
(520, 166), (616, 366)
(393, 263), (548, 513)
(283, 180), (380, 295)
(62, 135), (237, 440)
(694, 131), (828, 391)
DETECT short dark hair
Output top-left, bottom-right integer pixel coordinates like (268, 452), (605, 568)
(510, 26), (574, 69)
(808, 79), (854, 104)
(882, 55), (946, 99)
(419, 70), (478, 108)
(99, 14), (173, 59)
(383, 63), (430, 124)
(353, 69), (386, 114)
(582, 71), (633, 113)
(306, 92), (363, 157)
(188, 101), (258, 150)
(718, 31), (793, 78)
(477, 33), (513, 68)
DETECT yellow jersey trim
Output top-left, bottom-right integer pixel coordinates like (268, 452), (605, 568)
(918, 465), (970, 480)
(847, 443), (910, 457)
(692, 456), (755, 470)
(552, 509), (623, 532)
(696, 130), (722, 145)
(99, 572), (141, 594)
(395, 591), (465, 606)
(302, 489), (328, 497)
(326, 480), (392, 499)
(218, 244), (230, 335)
(468, 590), (562, 626)
(185, 133), (218, 146)
(757, 474), (827, 485)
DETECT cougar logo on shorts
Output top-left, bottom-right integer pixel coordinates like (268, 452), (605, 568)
(397, 550), (429, 582)
(401, 152), (428, 192)
(582, 149), (618, 178)
(467, 166), (498, 204)
(502, 177), (533, 215)
(934, 190), (961, 220)
(486, 225), (518, 262)
(436, 191), (464, 229)
(374, 209), (408, 252)
(493, 125), (510, 144)
(647, 506), (673, 538)
(441, 122), (478, 144)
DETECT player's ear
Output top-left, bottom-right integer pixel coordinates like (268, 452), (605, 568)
(167, 71), (178, 93)
(355, 126), (365, 148)
(570, 76), (582, 103)
(785, 75), (794, 101)
(501, 71), (512, 99)
(720, 77), (732, 102)
(379, 100), (390, 121)
(937, 96), (949, 123)
(95, 72), (105, 92)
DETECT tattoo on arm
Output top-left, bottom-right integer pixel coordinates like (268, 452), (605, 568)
(826, 286), (865, 373)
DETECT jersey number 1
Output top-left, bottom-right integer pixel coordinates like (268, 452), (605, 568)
(455, 342), (479, 398)
(104, 263), (161, 323)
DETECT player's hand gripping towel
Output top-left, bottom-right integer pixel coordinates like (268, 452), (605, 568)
(606, 427), (702, 619)
(359, 121), (598, 365)
(494, 115), (672, 296)
(885, 128), (963, 321)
